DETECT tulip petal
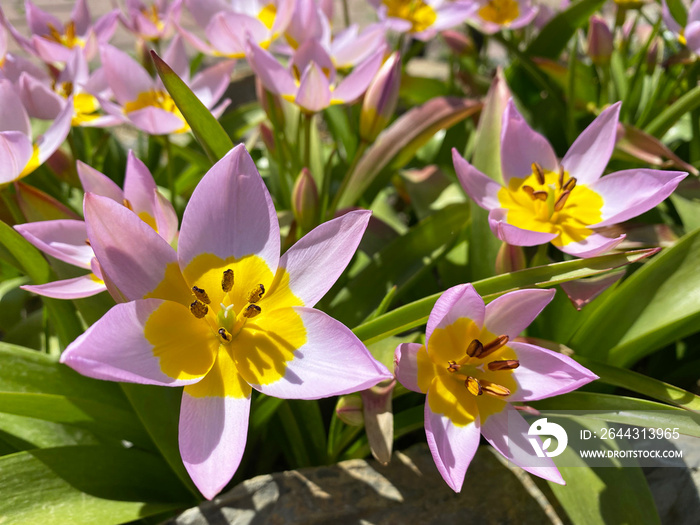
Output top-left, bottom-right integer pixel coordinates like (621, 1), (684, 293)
(100, 45), (155, 104)
(488, 208), (558, 246)
(507, 341), (598, 401)
(331, 47), (384, 104)
(561, 103), (621, 185)
(22, 273), (106, 299)
(0, 132), (33, 184)
(60, 298), (217, 385)
(295, 62), (331, 112)
(589, 169), (687, 228)
(14, 219), (94, 268)
(394, 342), (424, 393)
(0, 80), (31, 135)
(484, 288), (555, 340)
(189, 59), (235, 109)
(453, 148), (501, 210)
(425, 402), (481, 493)
(246, 40), (296, 97)
(500, 100), (558, 183)
(153, 190), (179, 244)
(481, 404), (564, 484)
(426, 283), (485, 344)
(36, 100), (74, 165)
(123, 150), (158, 218)
(273, 210), (370, 308)
(555, 231), (625, 258)
(241, 307), (391, 399)
(180, 348), (252, 500)
(26, 1), (62, 37)
(18, 71), (64, 120)
(178, 144), (280, 275)
(126, 106), (185, 135)
(84, 193), (191, 303)
(77, 161), (124, 203)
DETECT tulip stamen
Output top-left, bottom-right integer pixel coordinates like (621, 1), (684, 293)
(243, 304), (262, 319)
(554, 190), (571, 212)
(466, 376), (483, 396)
(532, 162), (545, 185)
(190, 300), (208, 319)
(562, 176), (577, 192)
(487, 359), (520, 371)
(481, 379), (511, 397)
(122, 198), (133, 211)
(218, 328), (232, 343)
(478, 335), (510, 359)
(447, 360), (461, 372)
(192, 286), (211, 304)
(247, 284), (265, 303)
(466, 339), (484, 358)
(221, 269), (234, 292)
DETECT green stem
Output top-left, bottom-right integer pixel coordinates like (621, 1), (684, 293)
(530, 243), (550, 268)
(318, 148), (337, 226)
(566, 34), (578, 144)
(328, 424), (363, 463)
(342, 0), (350, 27)
(303, 113), (313, 170)
(690, 62), (700, 165)
(328, 139), (369, 218)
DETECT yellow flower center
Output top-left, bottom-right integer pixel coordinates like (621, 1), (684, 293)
(142, 4), (165, 33)
(123, 90), (189, 133)
(416, 317), (519, 426)
(497, 163), (604, 248)
(383, 0), (438, 33)
(46, 22), (85, 48)
(477, 0), (520, 25)
(258, 3), (277, 29)
(53, 81), (101, 125)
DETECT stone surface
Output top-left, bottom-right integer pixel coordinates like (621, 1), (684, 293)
(164, 445), (558, 525)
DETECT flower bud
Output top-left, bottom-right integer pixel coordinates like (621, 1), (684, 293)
(495, 242), (526, 274)
(441, 29), (475, 56)
(360, 52), (401, 142)
(647, 37), (662, 69)
(259, 122), (276, 154)
(587, 16), (613, 66)
(335, 394), (364, 426)
(292, 168), (319, 232)
(256, 77), (285, 128)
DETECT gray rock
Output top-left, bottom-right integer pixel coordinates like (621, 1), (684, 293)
(164, 444), (558, 525)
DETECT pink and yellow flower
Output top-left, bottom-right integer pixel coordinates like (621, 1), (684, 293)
(394, 284), (598, 491)
(97, 37), (233, 135)
(121, 0), (183, 42)
(371, 0), (476, 40)
(467, 0), (537, 34)
(662, 0), (700, 52)
(60, 145), (392, 499)
(0, 79), (73, 185)
(454, 101), (687, 257)
(15, 151), (178, 299)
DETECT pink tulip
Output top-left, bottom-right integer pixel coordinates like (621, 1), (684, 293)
(394, 284), (598, 491)
(454, 100), (687, 257)
(60, 145), (392, 500)
(467, 0), (538, 34)
(121, 0), (183, 41)
(371, 0), (476, 40)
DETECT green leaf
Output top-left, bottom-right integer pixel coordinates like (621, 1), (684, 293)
(328, 203), (470, 327)
(119, 384), (200, 498)
(568, 228), (700, 366)
(0, 412), (99, 452)
(336, 97), (481, 209)
(666, 0), (688, 27)
(151, 51), (234, 163)
(526, 0), (607, 59)
(0, 446), (194, 525)
(353, 248), (657, 346)
(0, 221), (83, 348)
(546, 420), (660, 525)
(644, 85), (700, 138)
(0, 343), (149, 446)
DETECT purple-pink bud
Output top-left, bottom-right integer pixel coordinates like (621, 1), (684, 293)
(292, 168), (319, 232)
(360, 52), (402, 142)
(495, 242), (526, 274)
(259, 123), (276, 155)
(441, 30), (475, 56)
(587, 15), (613, 66)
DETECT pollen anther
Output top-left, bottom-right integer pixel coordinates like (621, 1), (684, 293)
(562, 177), (577, 192)
(479, 335), (509, 359)
(221, 269), (234, 292)
(466, 376), (483, 396)
(243, 304), (261, 318)
(192, 286), (211, 304)
(532, 190), (548, 201)
(487, 359), (520, 371)
(481, 379), (511, 397)
(122, 198), (133, 211)
(466, 339), (483, 358)
(247, 284), (265, 303)
(447, 360), (460, 372)
(189, 300), (208, 318)
(554, 190), (570, 212)
(218, 328), (232, 343)
(532, 162), (545, 185)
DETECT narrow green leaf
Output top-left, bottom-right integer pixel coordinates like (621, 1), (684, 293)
(0, 412), (99, 451)
(328, 203), (470, 327)
(644, 85), (700, 138)
(569, 228), (700, 366)
(0, 221), (83, 347)
(151, 51), (234, 163)
(0, 446), (194, 525)
(526, 0), (607, 59)
(353, 249), (656, 346)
